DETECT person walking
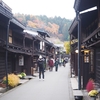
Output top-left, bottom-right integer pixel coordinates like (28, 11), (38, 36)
(48, 57), (54, 71)
(37, 55), (45, 80)
(55, 58), (59, 71)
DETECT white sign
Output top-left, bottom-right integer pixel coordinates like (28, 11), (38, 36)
(19, 56), (24, 66)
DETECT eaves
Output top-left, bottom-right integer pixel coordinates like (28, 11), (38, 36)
(69, 17), (78, 34)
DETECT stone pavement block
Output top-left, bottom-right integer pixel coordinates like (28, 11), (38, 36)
(0, 87), (4, 91)
(70, 77), (84, 100)
(19, 79), (29, 84)
(83, 90), (90, 100)
(24, 75), (35, 79)
(0, 87), (6, 93)
(70, 78), (93, 100)
(73, 90), (83, 96)
(70, 77), (78, 90)
(0, 93), (2, 95)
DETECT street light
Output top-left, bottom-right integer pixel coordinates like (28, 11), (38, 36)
(75, 49), (78, 53)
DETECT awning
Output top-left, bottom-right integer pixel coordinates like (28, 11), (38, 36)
(7, 48), (32, 56)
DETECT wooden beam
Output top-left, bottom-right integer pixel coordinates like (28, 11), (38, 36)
(91, 38), (93, 42)
(95, 34), (98, 38)
(95, 34), (100, 40)
(98, 32), (100, 36)
(88, 40), (100, 47)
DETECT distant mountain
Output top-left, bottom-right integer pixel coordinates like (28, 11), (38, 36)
(14, 13), (73, 42)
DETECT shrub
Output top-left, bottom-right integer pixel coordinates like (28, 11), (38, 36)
(3, 73), (20, 87)
(20, 72), (26, 78)
(18, 72), (26, 79)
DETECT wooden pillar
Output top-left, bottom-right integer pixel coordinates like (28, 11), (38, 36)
(75, 52), (78, 76)
(98, 0), (100, 27)
(5, 20), (10, 89)
(23, 35), (25, 48)
(77, 11), (81, 90)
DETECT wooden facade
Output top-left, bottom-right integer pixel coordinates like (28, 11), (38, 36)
(69, 0), (100, 89)
(0, 1), (56, 80)
(33, 30), (56, 69)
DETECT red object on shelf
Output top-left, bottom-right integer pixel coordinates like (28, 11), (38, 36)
(86, 79), (94, 92)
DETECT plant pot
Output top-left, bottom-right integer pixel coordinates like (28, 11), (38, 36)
(0, 83), (6, 88)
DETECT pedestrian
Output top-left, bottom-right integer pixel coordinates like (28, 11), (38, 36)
(37, 55), (45, 80)
(46, 56), (49, 70)
(48, 57), (54, 71)
(58, 58), (61, 67)
(55, 58), (59, 71)
(63, 58), (66, 67)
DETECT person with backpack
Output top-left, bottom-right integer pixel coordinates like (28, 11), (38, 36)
(55, 58), (59, 71)
(48, 57), (54, 71)
(37, 55), (45, 80)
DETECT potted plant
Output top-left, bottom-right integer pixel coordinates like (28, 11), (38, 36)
(18, 72), (26, 79)
(2, 73), (20, 88)
(0, 82), (6, 88)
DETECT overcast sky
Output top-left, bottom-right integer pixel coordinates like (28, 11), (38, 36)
(3, 0), (76, 19)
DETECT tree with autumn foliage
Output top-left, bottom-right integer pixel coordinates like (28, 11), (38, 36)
(14, 13), (72, 41)
(64, 41), (70, 54)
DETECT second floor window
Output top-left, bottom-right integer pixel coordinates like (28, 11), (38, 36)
(9, 30), (12, 43)
(40, 41), (42, 50)
(40, 41), (45, 51)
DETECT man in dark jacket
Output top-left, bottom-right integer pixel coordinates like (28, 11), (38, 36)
(37, 55), (45, 80)
(55, 58), (59, 71)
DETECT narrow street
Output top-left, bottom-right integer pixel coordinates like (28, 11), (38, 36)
(0, 63), (74, 100)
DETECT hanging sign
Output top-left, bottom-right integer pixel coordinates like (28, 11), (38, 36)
(19, 55), (24, 66)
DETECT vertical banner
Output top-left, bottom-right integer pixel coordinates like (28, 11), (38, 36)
(19, 55), (24, 66)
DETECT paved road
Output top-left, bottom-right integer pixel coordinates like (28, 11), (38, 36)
(0, 63), (74, 100)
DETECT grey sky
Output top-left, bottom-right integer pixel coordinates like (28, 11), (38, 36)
(3, 0), (76, 19)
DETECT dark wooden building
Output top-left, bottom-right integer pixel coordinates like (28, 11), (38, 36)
(0, 1), (56, 80)
(69, 0), (100, 89)
(0, 1), (13, 80)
